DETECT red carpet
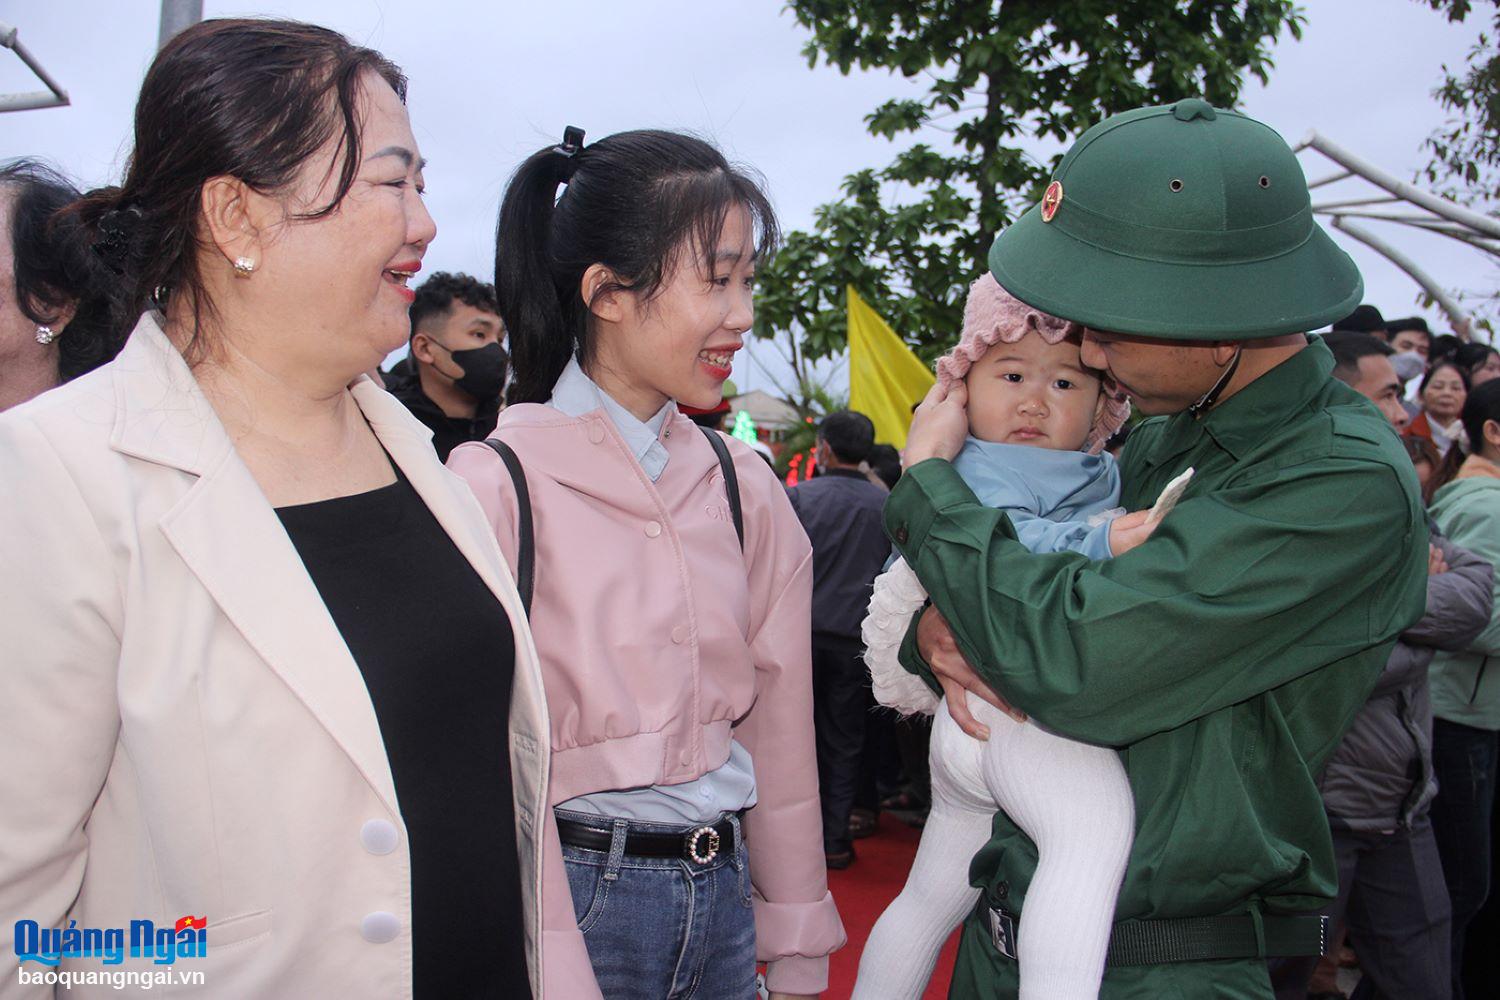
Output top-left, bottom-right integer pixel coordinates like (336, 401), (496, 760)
(825, 813), (959, 999)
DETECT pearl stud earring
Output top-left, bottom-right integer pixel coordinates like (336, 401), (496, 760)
(233, 256), (256, 277)
(35, 325), (56, 345)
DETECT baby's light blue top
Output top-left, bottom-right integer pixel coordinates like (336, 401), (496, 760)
(951, 437), (1122, 561)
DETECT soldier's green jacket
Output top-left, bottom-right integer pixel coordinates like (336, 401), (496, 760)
(886, 340), (1428, 999)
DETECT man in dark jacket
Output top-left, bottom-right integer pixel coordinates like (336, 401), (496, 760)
(787, 410), (891, 868)
(383, 272), (507, 461)
(1271, 332), (1495, 1000)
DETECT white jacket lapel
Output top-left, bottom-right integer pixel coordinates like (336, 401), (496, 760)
(113, 318), (400, 815)
(158, 450), (401, 815)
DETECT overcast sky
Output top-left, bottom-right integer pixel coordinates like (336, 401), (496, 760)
(2, 0), (1493, 394)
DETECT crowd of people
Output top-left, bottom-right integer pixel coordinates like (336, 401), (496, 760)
(2, 16), (1499, 1000)
(1307, 311), (1500, 1000)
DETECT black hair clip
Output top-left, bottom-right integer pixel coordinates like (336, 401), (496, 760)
(555, 125), (585, 182)
(91, 205), (144, 276)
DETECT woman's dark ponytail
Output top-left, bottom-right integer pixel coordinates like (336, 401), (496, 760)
(496, 147), (577, 406)
(69, 185), (152, 324)
(0, 161), (134, 381)
(494, 127), (779, 407)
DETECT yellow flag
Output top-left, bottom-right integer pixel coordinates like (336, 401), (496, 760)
(847, 286), (934, 448)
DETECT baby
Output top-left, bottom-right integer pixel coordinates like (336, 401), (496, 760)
(856, 275), (1147, 1000)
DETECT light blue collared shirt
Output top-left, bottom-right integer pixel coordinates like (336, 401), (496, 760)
(547, 358), (758, 825)
(547, 357), (674, 479)
(951, 438), (1121, 561)
(882, 437), (1122, 571)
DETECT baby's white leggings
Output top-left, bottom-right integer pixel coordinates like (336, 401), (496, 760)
(853, 696), (1134, 1000)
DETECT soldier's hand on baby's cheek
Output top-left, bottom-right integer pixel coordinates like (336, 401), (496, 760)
(903, 380), (969, 466)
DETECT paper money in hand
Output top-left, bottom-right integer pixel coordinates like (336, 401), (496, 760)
(1147, 467), (1195, 524)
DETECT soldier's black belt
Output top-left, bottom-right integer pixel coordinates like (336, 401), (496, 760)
(987, 904), (1328, 966)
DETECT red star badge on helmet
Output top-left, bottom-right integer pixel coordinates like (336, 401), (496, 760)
(1041, 180), (1064, 223)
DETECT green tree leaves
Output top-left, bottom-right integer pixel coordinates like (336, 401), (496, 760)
(1421, 1), (1500, 205)
(756, 1), (1304, 363)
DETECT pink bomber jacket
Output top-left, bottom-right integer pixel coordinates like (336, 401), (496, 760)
(448, 402), (845, 997)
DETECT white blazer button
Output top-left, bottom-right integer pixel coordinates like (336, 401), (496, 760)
(645, 521), (662, 538)
(361, 819), (399, 855)
(360, 912), (400, 943)
(670, 626), (687, 644)
(588, 423), (606, 445)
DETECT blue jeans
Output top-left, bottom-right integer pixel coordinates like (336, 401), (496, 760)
(559, 811), (758, 999)
(1430, 717), (1499, 1000)
(1268, 820), (1450, 1000)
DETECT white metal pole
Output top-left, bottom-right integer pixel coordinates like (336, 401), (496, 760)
(1331, 216), (1475, 337)
(1310, 196), (1400, 212)
(1306, 169), (1353, 190)
(158, 0), (203, 50)
(0, 20), (69, 113)
(1316, 211), (1500, 255)
(1303, 131), (1500, 240)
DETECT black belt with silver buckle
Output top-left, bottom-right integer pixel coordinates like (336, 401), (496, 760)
(555, 814), (738, 865)
(987, 904), (1328, 966)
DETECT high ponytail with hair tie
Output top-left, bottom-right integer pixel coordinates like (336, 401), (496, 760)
(494, 125), (779, 407)
(495, 128), (585, 406)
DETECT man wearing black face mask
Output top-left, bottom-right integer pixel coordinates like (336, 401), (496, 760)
(383, 271), (508, 461)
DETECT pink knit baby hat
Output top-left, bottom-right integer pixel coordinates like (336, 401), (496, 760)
(935, 273), (1131, 454)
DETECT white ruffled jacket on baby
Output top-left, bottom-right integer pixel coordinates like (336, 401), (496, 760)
(853, 275), (1135, 1000)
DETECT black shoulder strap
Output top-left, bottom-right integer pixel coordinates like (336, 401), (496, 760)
(487, 428), (737, 618)
(484, 438), (533, 616)
(699, 425), (744, 550)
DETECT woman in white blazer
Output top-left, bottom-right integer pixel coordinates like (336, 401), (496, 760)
(0, 20), (548, 999)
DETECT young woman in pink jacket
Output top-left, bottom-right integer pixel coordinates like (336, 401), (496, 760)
(447, 129), (845, 998)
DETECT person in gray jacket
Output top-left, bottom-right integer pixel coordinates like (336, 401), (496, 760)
(1272, 332), (1496, 1000)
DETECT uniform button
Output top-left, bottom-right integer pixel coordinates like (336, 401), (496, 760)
(699, 787), (713, 800)
(895, 525), (909, 544)
(680, 750), (692, 766)
(588, 422), (606, 445)
(360, 819), (399, 856)
(645, 521), (662, 538)
(670, 625), (687, 644)
(360, 912), (400, 943)
(995, 881), (1010, 900)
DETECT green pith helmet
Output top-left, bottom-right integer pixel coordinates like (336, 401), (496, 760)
(988, 98), (1362, 340)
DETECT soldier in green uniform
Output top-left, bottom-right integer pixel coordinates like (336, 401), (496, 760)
(886, 99), (1430, 998)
